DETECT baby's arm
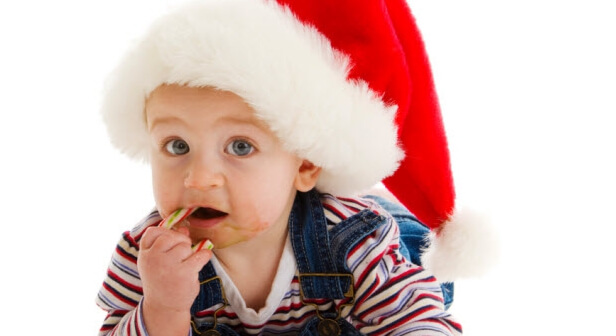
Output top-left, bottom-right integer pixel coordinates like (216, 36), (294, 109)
(348, 216), (462, 335)
(96, 230), (148, 335)
(96, 221), (212, 336)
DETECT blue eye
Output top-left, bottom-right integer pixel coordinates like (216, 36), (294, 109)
(226, 139), (254, 157)
(165, 139), (189, 155)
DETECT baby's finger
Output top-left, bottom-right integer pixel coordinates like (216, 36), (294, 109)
(164, 240), (196, 262)
(183, 247), (213, 272)
(143, 227), (192, 253)
(173, 225), (190, 237)
(140, 226), (171, 250)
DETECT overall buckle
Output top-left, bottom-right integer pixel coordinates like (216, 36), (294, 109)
(298, 273), (355, 336)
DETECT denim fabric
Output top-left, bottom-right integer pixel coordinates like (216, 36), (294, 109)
(289, 189), (387, 336)
(191, 263), (225, 315)
(364, 195), (454, 310)
(298, 316), (360, 336)
(191, 322), (240, 335)
(190, 263), (235, 335)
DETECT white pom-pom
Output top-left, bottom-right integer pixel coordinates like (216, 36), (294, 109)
(421, 207), (499, 282)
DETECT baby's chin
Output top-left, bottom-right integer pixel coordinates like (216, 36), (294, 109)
(190, 227), (265, 250)
(200, 235), (253, 250)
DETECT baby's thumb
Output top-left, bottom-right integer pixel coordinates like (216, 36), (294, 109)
(173, 226), (190, 237)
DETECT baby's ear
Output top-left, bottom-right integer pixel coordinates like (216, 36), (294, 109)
(294, 160), (321, 192)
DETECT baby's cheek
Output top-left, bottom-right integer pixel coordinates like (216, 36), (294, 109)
(250, 221), (270, 233)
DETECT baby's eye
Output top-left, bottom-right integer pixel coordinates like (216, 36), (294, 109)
(164, 139), (190, 155)
(226, 139), (254, 157)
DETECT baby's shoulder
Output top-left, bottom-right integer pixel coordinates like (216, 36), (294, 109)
(319, 193), (391, 227)
(320, 193), (397, 248)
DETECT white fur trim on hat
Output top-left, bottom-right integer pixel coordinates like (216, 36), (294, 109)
(101, 0), (403, 196)
(421, 207), (500, 282)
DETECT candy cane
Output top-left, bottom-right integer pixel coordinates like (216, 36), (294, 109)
(159, 208), (214, 252)
(159, 208), (195, 229)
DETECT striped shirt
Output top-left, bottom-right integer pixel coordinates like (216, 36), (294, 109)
(96, 194), (462, 335)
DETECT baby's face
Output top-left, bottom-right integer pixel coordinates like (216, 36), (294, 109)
(145, 84), (305, 249)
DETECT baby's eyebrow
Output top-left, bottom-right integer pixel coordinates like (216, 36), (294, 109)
(147, 115), (184, 131)
(220, 115), (272, 133)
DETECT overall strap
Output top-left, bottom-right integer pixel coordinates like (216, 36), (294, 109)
(289, 189), (385, 300)
(191, 262), (238, 335)
(191, 262), (226, 315)
(290, 190), (385, 335)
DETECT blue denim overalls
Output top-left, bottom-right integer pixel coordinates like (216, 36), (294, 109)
(189, 190), (453, 335)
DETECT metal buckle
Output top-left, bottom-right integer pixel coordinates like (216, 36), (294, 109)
(191, 276), (228, 336)
(298, 273), (355, 323)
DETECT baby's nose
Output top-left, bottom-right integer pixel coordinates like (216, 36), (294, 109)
(184, 158), (225, 190)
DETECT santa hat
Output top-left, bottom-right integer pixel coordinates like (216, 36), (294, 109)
(101, 0), (496, 281)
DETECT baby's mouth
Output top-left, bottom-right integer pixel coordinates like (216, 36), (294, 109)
(191, 207), (228, 220)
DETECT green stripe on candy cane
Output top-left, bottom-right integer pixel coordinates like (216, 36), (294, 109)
(159, 208), (195, 229)
(192, 239), (214, 252)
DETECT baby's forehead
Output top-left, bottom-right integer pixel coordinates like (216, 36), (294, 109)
(146, 84), (244, 107)
(145, 84), (274, 132)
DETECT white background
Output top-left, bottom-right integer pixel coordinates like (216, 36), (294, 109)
(1, 1), (615, 334)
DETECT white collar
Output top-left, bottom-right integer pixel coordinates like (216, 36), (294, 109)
(210, 234), (297, 324)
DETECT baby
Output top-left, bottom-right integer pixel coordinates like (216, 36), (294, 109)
(96, 0), (464, 335)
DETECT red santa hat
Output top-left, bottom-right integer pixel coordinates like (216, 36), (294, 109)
(101, 0), (496, 280)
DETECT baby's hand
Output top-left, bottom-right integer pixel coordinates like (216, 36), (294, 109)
(138, 226), (212, 333)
